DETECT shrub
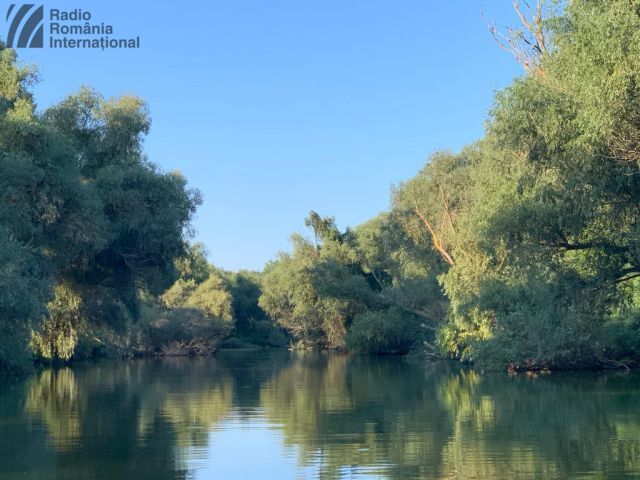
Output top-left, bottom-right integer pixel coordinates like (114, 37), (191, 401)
(31, 284), (82, 362)
(137, 305), (231, 356)
(347, 308), (425, 354)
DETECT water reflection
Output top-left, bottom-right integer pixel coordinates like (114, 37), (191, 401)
(0, 350), (639, 479)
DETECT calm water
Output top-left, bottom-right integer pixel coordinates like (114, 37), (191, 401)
(0, 350), (639, 479)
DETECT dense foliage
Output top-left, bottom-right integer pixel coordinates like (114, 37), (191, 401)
(259, 211), (443, 352)
(259, 1), (640, 368)
(0, 42), (206, 371)
(2, 0), (640, 371)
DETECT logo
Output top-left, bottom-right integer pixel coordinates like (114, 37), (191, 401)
(3, 5), (141, 50)
(6, 4), (44, 48)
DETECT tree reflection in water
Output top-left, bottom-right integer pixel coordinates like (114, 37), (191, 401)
(0, 351), (638, 479)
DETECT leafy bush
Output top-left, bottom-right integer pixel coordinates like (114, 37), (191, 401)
(31, 284), (82, 362)
(235, 318), (289, 347)
(347, 308), (425, 355)
(0, 231), (50, 372)
(136, 304), (231, 356)
(185, 274), (233, 321)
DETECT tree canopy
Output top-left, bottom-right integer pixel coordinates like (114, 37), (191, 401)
(2, 0), (640, 371)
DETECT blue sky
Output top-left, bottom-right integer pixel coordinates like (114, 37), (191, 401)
(8, 0), (522, 271)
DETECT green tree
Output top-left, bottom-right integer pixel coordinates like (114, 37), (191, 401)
(0, 42), (202, 368)
(435, 0), (640, 368)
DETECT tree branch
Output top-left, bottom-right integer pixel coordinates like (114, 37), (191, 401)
(483, 0), (548, 77)
(413, 203), (455, 266)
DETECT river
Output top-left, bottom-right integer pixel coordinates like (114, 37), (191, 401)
(0, 349), (638, 479)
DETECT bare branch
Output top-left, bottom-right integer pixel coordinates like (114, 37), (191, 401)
(483, 0), (548, 77)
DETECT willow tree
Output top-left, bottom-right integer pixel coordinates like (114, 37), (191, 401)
(0, 44), (105, 370)
(436, 0), (640, 368)
(0, 42), (202, 368)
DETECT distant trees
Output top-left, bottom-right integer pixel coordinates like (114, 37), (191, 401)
(222, 269), (287, 346)
(259, 232), (353, 348)
(259, 211), (443, 353)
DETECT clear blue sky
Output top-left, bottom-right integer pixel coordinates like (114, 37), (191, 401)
(10, 0), (522, 271)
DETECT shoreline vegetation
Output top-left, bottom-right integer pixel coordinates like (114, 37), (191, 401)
(2, 1), (640, 374)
